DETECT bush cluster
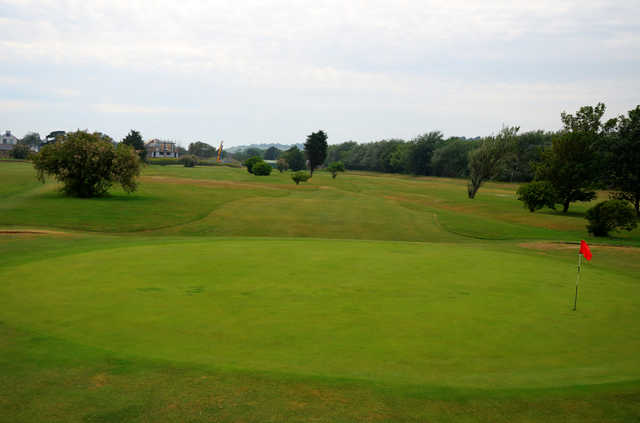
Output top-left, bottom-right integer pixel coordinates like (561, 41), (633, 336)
(585, 200), (637, 237)
(33, 131), (141, 197)
(181, 155), (198, 167)
(252, 161), (272, 176)
(291, 171), (310, 185)
(146, 158), (181, 165)
(244, 156), (264, 174)
(327, 161), (345, 179)
(244, 156), (273, 176)
(516, 181), (558, 212)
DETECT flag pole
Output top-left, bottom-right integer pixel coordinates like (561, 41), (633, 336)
(573, 253), (582, 311)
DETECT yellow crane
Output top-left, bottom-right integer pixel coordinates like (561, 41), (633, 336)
(216, 141), (224, 162)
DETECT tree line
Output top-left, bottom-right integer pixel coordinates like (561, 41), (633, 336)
(16, 103), (640, 234)
(323, 130), (554, 182)
(230, 102), (638, 232)
(513, 103), (639, 238)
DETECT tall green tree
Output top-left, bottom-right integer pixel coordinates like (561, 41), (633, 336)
(304, 130), (328, 176)
(561, 103), (611, 133)
(494, 131), (553, 182)
(467, 127), (518, 199)
(325, 141), (358, 165)
(534, 132), (598, 212)
(284, 146), (305, 171)
(263, 146), (281, 160)
(121, 130), (146, 160)
(535, 103), (611, 212)
(431, 138), (475, 178)
(370, 139), (405, 173)
(406, 132), (443, 175)
(608, 105), (640, 216)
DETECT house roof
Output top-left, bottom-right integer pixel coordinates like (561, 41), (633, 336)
(145, 139), (176, 145)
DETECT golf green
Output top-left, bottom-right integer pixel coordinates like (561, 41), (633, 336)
(2, 238), (638, 390)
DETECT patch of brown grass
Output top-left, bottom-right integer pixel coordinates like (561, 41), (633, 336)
(519, 241), (640, 254)
(141, 176), (284, 190)
(89, 373), (108, 389)
(0, 229), (70, 237)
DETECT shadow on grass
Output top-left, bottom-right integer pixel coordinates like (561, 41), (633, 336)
(538, 209), (586, 218)
(37, 191), (157, 202)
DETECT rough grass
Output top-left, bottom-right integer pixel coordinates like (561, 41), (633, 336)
(1, 161), (639, 422)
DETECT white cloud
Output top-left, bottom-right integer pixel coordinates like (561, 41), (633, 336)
(0, 0), (638, 143)
(92, 103), (194, 115)
(0, 99), (50, 111)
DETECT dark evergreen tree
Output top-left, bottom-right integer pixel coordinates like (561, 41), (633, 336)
(304, 130), (328, 176)
(122, 130), (146, 160)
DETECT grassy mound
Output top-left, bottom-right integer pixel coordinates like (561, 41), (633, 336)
(1, 239), (638, 390)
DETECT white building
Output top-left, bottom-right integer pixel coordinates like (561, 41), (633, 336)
(145, 139), (179, 158)
(1, 130), (18, 145)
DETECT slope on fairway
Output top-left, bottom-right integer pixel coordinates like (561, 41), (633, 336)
(3, 161), (640, 244)
(1, 238), (638, 390)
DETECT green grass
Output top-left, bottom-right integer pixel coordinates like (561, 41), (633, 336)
(1, 161), (639, 422)
(2, 239), (639, 389)
(2, 162), (638, 243)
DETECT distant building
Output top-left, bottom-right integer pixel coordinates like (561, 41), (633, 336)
(1, 130), (18, 145)
(145, 139), (179, 158)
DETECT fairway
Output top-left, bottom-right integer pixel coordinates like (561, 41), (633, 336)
(1, 161), (639, 422)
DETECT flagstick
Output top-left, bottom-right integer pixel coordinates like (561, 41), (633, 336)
(573, 253), (582, 311)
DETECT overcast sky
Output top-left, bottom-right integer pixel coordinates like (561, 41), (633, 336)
(1, 0), (638, 147)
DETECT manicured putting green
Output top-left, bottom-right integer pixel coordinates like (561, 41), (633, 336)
(1, 239), (638, 389)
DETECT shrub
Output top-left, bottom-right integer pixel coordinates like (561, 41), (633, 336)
(10, 144), (32, 159)
(327, 161), (345, 179)
(291, 171), (311, 185)
(252, 161), (272, 176)
(181, 155), (198, 167)
(33, 130), (141, 197)
(244, 156), (263, 174)
(585, 199), (637, 237)
(516, 181), (558, 212)
(146, 158), (180, 165)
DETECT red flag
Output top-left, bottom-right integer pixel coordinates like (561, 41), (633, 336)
(580, 240), (592, 261)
